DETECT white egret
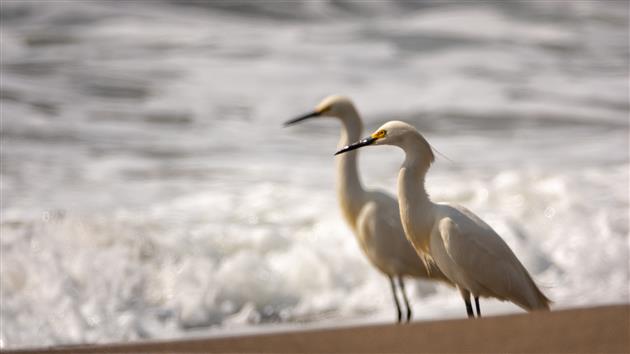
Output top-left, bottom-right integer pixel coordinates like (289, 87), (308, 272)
(285, 96), (450, 323)
(335, 120), (551, 317)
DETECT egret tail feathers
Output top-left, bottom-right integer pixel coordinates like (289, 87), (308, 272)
(514, 270), (552, 311)
(527, 274), (552, 311)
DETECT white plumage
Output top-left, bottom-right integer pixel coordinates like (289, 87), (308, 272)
(336, 120), (551, 317)
(286, 97), (449, 322)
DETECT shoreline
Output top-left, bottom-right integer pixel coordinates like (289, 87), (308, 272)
(4, 304), (628, 353)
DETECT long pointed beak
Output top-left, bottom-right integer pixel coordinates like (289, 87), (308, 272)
(284, 111), (320, 127)
(334, 136), (377, 155)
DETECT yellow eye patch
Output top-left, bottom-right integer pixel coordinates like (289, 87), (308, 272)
(317, 106), (331, 114)
(371, 130), (387, 139)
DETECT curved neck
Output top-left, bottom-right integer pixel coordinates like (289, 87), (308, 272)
(335, 108), (366, 228)
(399, 134), (434, 204)
(399, 152), (431, 206)
(397, 136), (435, 247)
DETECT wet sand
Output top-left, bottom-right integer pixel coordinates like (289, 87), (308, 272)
(5, 304), (628, 354)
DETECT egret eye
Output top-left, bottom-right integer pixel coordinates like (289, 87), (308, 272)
(318, 106), (331, 114)
(373, 130), (387, 139)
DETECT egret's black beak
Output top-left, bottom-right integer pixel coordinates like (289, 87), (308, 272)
(284, 111), (320, 127)
(334, 136), (377, 155)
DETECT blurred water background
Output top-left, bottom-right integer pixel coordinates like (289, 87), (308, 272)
(1, 0), (628, 349)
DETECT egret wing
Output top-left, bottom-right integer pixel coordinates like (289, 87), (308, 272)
(438, 212), (528, 304)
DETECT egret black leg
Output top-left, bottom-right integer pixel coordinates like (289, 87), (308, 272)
(460, 288), (474, 318)
(474, 296), (481, 317)
(397, 276), (412, 323)
(464, 298), (474, 318)
(388, 276), (402, 323)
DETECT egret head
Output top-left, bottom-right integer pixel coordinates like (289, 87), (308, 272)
(284, 95), (356, 126)
(335, 121), (435, 164)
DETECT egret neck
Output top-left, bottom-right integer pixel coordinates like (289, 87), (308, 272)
(398, 135), (435, 254)
(336, 107), (366, 228)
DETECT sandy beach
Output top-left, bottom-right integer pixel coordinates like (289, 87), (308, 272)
(4, 304), (628, 354)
